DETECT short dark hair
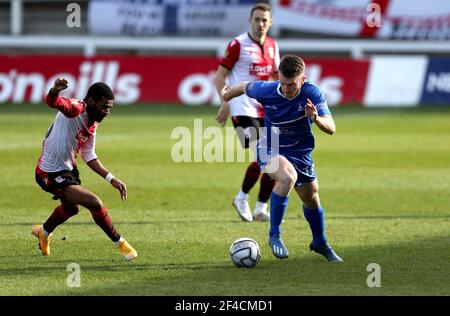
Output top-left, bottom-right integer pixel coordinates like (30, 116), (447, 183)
(85, 82), (114, 102)
(251, 3), (271, 17)
(278, 55), (305, 78)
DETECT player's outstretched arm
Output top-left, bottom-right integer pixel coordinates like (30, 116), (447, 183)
(221, 83), (247, 102)
(49, 78), (68, 96)
(305, 98), (336, 135)
(87, 159), (128, 201)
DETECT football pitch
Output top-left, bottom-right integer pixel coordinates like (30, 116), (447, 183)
(0, 104), (449, 296)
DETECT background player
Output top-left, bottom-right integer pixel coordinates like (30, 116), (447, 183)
(215, 3), (279, 222)
(222, 55), (343, 262)
(32, 78), (138, 260)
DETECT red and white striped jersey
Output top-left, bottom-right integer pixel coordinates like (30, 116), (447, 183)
(220, 32), (280, 118)
(37, 93), (98, 173)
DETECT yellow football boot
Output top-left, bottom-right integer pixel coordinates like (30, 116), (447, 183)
(31, 225), (52, 256)
(118, 238), (138, 260)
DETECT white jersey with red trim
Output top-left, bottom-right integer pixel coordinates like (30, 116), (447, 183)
(220, 32), (280, 118)
(38, 94), (98, 173)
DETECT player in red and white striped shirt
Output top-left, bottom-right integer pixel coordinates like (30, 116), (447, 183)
(32, 78), (137, 260)
(215, 3), (279, 222)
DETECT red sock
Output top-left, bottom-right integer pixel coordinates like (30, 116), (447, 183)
(43, 205), (78, 233)
(258, 173), (275, 203)
(242, 161), (261, 193)
(90, 206), (120, 242)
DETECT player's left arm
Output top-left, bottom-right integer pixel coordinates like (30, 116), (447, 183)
(82, 135), (127, 201)
(305, 98), (336, 135)
(272, 41), (280, 81)
(86, 159), (128, 201)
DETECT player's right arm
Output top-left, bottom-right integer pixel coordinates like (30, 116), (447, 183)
(214, 65), (231, 126)
(215, 39), (240, 126)
(45, 78), (83, 118)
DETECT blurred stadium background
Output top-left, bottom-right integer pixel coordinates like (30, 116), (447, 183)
(0, 0), (449, 296)
(1, 0), (450, 106)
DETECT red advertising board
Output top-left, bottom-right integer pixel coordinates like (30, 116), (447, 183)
(0, 55), (369, 105)
(304, 58), (370, 105)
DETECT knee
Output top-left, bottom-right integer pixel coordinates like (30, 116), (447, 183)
(87, 196), (103, 212)
(279, 171), (297, 191)
(303, 192), (320, 208)
(65, 205), (80, 216)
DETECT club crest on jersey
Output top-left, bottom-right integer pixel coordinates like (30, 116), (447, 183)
(245, 46), (260, 58)
(297, 103), (304, 111)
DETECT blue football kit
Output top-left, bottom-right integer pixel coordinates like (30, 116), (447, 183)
(244, 79), (343, 262)
(245, 80), (331, 186)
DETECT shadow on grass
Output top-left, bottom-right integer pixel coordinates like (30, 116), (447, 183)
(2, 234), (448, 296)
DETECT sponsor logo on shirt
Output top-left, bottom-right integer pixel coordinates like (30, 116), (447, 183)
(249, 63), (273, 76)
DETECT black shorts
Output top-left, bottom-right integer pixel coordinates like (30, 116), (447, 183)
(35, 166), (81, 200)
(231, 116), (265, 148)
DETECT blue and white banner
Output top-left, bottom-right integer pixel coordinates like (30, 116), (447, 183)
(363, 56), (428, 107)
(420, 58), (450, 105)
(363, 56), (450, 107)
(88, 0), (254, 36)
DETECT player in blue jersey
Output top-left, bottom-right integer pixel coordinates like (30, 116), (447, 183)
(222, 55), (343, 262)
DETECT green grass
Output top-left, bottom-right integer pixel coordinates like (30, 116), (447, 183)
(0, 104), (449, 295)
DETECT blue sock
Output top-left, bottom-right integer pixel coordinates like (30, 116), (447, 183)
(303, 206), (327, 247)
(269, 192), (289, 237)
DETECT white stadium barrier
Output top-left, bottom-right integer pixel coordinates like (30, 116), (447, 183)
(1, 35), (450, 58)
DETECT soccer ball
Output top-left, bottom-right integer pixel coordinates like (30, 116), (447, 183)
(229, 237), (261, 268)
